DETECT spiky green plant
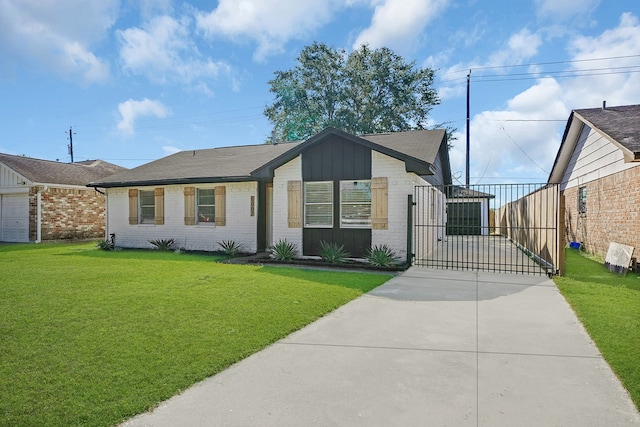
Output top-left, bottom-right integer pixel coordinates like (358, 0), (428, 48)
(149, 238), (175, 251)
(319, 241), (350, 263)
(96, 239), (113, 251)
(270, 239), (297, 261)
(217, 240), (244, 257)
(365, 244), (400, 267)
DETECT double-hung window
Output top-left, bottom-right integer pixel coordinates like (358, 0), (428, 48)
(578, 186), (587, 214)
(304, 181), (333, 227)
(197, 188), (215, 223)
(340, 180), (371, 228)
(139, 190), (155, 224)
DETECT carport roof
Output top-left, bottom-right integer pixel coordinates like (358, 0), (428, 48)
(0, 153), (126, 186)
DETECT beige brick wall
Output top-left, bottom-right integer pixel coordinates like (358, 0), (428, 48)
(29, 186), (106, 241)
(564, 165), (640, 260)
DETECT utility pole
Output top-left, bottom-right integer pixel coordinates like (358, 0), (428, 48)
(466, 70), (471, 188)
(66, 126), (75, 163)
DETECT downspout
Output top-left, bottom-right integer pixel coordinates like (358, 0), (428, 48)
(36, 185), (48, 243)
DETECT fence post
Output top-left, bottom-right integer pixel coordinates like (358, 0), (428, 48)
(557, 192), (566, 276)
(406, 194), (414, 267)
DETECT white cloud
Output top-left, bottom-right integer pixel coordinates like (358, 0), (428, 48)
(352, 0), (449, 52)
(117, 99), (170, 135)
(534, 0), (600, 21)
(486, 29), (542, 70)
(0, 0), (116, 83)
(437, 28), (543, 101)
(450, 12), (640, 183)
(196, 0), (342, 61)
(118, 15), (230, 89)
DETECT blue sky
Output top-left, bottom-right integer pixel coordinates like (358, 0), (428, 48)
(1, 0), (639, 184)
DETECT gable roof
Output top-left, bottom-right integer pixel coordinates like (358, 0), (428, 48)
(548, 104), (640, 183)
(89, 127), (450, 188)
(251, 127), (448, 179)
(0, 153), (126, 186)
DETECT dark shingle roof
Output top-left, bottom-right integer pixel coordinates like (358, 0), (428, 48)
(89, 143), (299, 187)
(89, 128), (449, 188)
(574, 104), (640, 153)
(360, 129), (445, 165)
(0, 153), (126, 186)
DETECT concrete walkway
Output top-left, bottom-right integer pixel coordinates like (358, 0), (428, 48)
(122, 268), (640, 427)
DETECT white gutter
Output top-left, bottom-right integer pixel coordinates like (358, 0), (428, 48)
(36, 185), (48, 243)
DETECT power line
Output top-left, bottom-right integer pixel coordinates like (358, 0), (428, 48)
(499, 125), (549, 175)
(443, 53), (640, 76)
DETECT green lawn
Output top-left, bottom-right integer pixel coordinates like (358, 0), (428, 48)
(554, 249), (640, 410)
(0, 243), (391, 426)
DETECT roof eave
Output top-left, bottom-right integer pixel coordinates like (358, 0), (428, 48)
(87, 175), (256, 188)
(251, 127), (438, 178)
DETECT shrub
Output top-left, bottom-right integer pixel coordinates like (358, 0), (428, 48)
(217, 240), (244, 257)
(270, 239), (297, 261)
(96, 240), (113, 251)
(365, 244), (400, 267)
(319, 241), (349, 264)
(149, 238), (175, 251)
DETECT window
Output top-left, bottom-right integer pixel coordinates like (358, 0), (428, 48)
(197, 188), (215, 223)
(340, 180), (371, 228)
(578, 186), (587, 214)
(304, 181), (333, 227)
(139, 190), (155, 223)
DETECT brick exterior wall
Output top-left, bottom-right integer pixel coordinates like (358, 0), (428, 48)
(29, 186), (106, 241)
(564, 165), (640, 260)
(106, 182), (259, 252)
(272, 156), (303, 256)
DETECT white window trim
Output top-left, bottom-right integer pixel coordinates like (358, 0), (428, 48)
(304, 181), (333, 228)
(139, 190), (155, 224)
(339, 179), (372, 229)
(196, 187), (216, 225)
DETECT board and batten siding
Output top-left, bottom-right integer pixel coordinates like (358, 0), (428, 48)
(106, 182), (259, 252)
(561, 124), (638, 190)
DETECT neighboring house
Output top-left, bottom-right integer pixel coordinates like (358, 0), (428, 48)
(88, 127), (452, 260)
(0, 154), (126, 242)
(548, 103), (640, 260)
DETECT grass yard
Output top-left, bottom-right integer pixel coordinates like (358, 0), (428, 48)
(0, 243), (391, 427)
(554, 248), (640, 410)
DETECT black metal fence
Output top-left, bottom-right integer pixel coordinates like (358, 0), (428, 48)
(413, 183), (561, 275)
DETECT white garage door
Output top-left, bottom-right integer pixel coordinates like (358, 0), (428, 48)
(1, 194), (29, 242)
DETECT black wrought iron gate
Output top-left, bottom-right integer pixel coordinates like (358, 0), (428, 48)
(412, 183), (561, 276)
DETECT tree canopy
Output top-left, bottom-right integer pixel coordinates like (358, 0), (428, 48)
(264, 42), (443, 142)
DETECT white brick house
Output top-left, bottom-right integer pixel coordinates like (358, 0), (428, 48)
(89, 128), (452, 262)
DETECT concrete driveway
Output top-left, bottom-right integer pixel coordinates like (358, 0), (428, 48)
(122, 267), (640, 427)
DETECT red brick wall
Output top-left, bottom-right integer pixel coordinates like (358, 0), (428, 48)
(29, 186), (106, 241)
(564, 165), (640, 260)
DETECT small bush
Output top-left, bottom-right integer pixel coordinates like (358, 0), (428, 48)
(96, 240), (113, 251)
(319, 241), (349, 263)
(217, 240), (244, 257)
(270, 239), (297, 261)
(365, 244), (400, 267)
(149, 238), (175, 251)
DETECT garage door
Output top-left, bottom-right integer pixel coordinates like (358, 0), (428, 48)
(446, 201), (481, 235)
(1, 194), (29, 242)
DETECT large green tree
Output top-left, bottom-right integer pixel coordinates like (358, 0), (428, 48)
(264, 42), (443, 142)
